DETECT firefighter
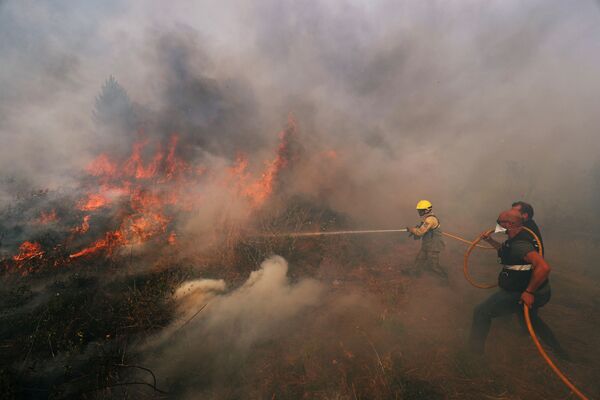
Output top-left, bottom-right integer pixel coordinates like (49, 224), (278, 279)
(403, 200), (447, 281)
(468, 209), (568, 359)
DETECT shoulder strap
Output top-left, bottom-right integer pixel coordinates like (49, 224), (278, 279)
(425, 214), (440, 229)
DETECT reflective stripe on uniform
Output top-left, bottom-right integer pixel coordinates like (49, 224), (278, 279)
(503, 264), (532, 271)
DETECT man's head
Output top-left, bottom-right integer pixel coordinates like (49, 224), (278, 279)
(512, 201), (534, 221)
(497, 209), (523, 235)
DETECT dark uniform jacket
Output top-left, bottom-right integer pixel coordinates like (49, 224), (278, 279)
(497, 229), (548, 292)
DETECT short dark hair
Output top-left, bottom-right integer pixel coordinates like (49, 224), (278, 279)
(512, 201), (534, 219)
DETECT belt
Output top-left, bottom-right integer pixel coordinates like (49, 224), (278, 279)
(503, 264), (532, 271)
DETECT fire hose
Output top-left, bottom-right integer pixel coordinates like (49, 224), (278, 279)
(442, 231), (495, 250)
(464, 228), (590, 400)
(261, 228), (495, 250)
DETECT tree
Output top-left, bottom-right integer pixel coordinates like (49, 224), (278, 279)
(93, 76), (135, 133)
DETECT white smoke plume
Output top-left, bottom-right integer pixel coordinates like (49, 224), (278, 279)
(142, 256), (323, 392)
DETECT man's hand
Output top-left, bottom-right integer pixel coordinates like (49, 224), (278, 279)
(479, 230), (501, 249)
(480, 231), (492, 241)
(407, 227), (420, 240)
(520, 291), (535, 308)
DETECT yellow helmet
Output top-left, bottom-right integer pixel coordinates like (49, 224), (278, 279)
(416, 200), (432, 210)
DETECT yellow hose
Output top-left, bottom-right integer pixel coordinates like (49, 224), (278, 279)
(523, 304), (589, 400)
(462, 228), (497, 289)
(442, 231), (495, 250)
(464, 227), (590, 400)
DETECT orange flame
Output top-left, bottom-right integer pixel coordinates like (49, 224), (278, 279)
(78, 193), (109, 211)
(230, 118), (296, 208)
(87, 154), (118, 177)
(164, 134), (191, 180)
(123, 138), (164, 179)
(13, 119), (301, 268)
(67, 135), (192, 258)
(13, 241), (44, 262)
(126, 212), (169, 242)
(71, 215), (91, 234)
(229, 153), (249, 176)
(69, 231), (125, 259)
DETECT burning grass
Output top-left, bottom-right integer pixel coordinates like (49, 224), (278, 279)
(1, 116), (302, 275)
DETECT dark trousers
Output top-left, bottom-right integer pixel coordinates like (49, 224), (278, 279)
(414, 250), (447, 279)
(468, 286), (565, 355)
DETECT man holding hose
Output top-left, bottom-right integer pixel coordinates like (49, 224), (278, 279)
(403, 200), (447, 282)
(468, 209), (567, 359)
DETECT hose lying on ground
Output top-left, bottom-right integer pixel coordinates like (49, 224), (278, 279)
(463, 227), (590, 400)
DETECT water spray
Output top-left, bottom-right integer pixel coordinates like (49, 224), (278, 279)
(257, 228), (408, 238)
(256, 228), (494, 249)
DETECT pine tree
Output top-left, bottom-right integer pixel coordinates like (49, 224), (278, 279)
(93, 76), (135, 133)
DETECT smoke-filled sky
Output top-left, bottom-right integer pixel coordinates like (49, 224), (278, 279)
(2, 0), (600, 230)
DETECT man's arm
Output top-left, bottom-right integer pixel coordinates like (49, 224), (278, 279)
(408, 217), (434, 237)
(480, 231), (501, 249)
(520, 251), (551, 307)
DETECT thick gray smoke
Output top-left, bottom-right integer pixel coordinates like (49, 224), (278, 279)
(2, 0), (600, 233)
(2, 3), (600, 396)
